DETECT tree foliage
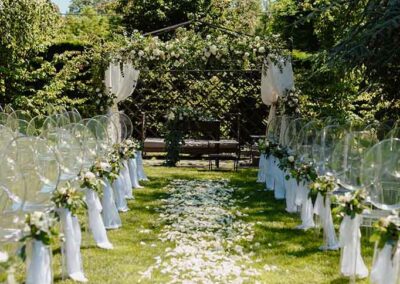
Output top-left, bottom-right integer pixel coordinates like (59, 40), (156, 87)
(270, 0), (400, 122)
(116, 0), (262, 35)
(68, 0), (113, 13)
(0, 0), (115, 116)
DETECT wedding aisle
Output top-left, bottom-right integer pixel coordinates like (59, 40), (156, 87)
(140, 179), (260, 283)
(51, 167), (372, 284)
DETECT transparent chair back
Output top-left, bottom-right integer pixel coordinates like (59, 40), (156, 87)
(119, 112), (134, 140)
(0, 137), (59, 212)
(266, 115), (282, 143)
(297, 119), (322, 164)
(361, 138), (400, 211)
(66, 123), (97, 171)
(331, 130), (378, 191)
(313, 124), (346, 175)
(283, 117), (306, 153)
(52, 127), (83, 181)
(85, 118), (111, 159)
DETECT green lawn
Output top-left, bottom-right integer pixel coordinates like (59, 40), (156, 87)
(51, 166), (373, 283)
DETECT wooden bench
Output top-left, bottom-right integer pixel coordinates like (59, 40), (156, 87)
(142, 118), (240, 169)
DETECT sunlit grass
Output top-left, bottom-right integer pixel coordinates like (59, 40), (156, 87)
(50, 166), (373, 283)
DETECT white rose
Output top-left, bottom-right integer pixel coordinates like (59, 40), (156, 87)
(204, 51), (211, 58)
(258, 46), (266, 53)
(0, 251), (8, 263)
(210, 45), (218, 55)
(95, 88), (100, 93)
(100, 162), (111, 171)
(138, 50), (144, 57)
(58, 186), (67, 195)
(255, 36), (260, 41)
(23, 224), (31, 234)
(243, 52), (250, 58)
(265, 141), (270, 147)
(31, 211), (43, 225)
(84, 171), (96, 181)
(288, 156), (295, 162)
(206, 35), (211, 40)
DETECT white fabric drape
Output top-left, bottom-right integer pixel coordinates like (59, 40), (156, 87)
(105, 62), (139, 143)
(261, 56), (294, 123)
(85, 189), (113, 250)
(101, 178), (122, 229)
(371, 243), (400, 284)
(129, 158), (142, 189)
(295, 182), (315, 230)
(272, 157), (285, 200)
(257, 154), (267, 183)
(284, 175), (297, 213)
(313, 193), (339, 250)
(59, 208), (87, 282)
(121, 160), (133, 199)
(136, 151), (148, 181)
(339, 214), (368, 278)
(26, 240), (52, 284)
(265, 155), (275, 191)
(112, 175), (129, 212)
(105, 62), (139, 104)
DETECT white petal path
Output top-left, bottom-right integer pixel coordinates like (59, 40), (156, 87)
(140, 179), (265, 283)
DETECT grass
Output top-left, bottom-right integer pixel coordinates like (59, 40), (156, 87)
(48, 166), (374, 284)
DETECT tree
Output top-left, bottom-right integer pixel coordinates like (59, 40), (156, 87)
(116, 0), (262, 35)
(68, 0), (113, 14)
(0, 0), (60, 105)
(61, 7), (112, 42)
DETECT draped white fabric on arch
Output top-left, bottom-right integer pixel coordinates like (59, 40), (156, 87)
(261, 55), (294, 124)
(105, 62), (140, 143)
(105, 62), (140, 104)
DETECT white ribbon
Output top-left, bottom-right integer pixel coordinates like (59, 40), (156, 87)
(284, 175), (297, 213)
(26, 240), (52, 284)
(112, 175), (129, 212)
(295, 182), (315, 230)
(59, 208), (87, 282)
(265, 155), (275, 191)
(257, 154), (267, 183)
(370, 243), (400, 284)
(339, 214), (368, 278)
(136, 151), (148, 181)
(128, 158), (143, 189)
(121, 160), (133, 199)
(85, 189), (113, 250)
(101, 178), (122, 229)
(313, 193), (339, 250)
(273, 158), (285, 200)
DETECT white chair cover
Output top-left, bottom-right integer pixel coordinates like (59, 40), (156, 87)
(101, 178), (122, 229)
(284, 175), (297, 213)
(85, 189), (113, 249)
(265, 155), (275, 191)
(339, 214), (368, 278)
(257, 154), (267, 183)
(136, 151), (148, 181)
(371, 243), (400, 284)
(295, 182), (315, 230)
(273, 158), (285, 200)
(121, 160), (133, 198)
(59, 208), (87, 282)
(129, 158), (142, 189)
(313, 193), (339, 250)
(112, 175), (129, 212)
(26, 240), (52, 284)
